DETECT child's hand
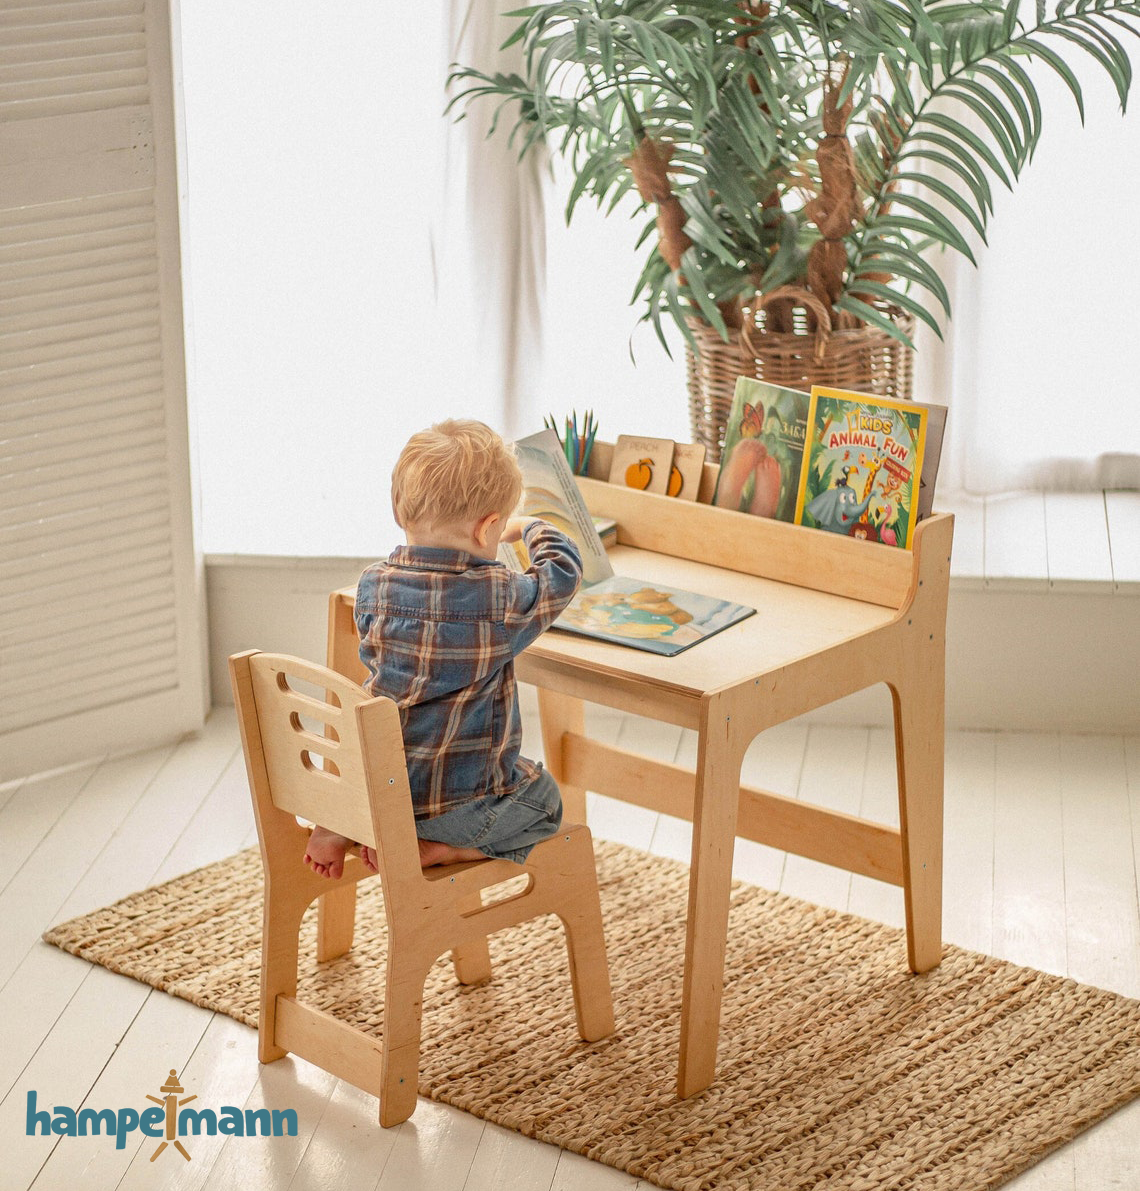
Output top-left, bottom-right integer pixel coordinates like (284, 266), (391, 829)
(502, 516), (539, 543)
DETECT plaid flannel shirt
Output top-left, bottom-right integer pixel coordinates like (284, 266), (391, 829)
(354, 521), (582, 819)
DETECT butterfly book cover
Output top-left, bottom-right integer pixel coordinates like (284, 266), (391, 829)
(503, 429), (754, 654)
(712, 377), (809, 522)
(793, 386), (930, 549)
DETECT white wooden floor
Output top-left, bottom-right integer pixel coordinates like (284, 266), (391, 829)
(2, 698), (1138, 1191)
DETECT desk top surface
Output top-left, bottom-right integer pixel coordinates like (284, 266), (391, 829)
(333, 544), (899, 704)
(512, 544), (897, 702)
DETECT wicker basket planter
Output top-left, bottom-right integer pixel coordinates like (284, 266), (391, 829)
(686, 287), (915, 462)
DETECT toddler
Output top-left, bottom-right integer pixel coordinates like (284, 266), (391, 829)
(305, 419), (583, 878)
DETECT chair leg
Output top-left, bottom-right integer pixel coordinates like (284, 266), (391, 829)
(891, 673), (945, 974)
(317, 882), (358, 962)
(380, 955), (431, 1127)
(558, 905), (615, 1042)
(557, 836), (615, 1042)
(451, 891), (492, 985)
(259, 882), (313, 1063)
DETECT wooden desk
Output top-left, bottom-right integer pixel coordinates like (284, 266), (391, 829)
(327, 449), (953, 1099)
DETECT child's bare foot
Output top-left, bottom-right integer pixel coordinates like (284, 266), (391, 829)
(305, 827), (353, 879)
(359, 845), (378, 874)
(417, 838), (486, 867)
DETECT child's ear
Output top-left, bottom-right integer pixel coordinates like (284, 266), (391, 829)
(473, 511), (501, 548)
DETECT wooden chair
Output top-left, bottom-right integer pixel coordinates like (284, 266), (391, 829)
(229, 649), (615, 1127)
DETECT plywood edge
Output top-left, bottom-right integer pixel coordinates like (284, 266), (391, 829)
(515, 653), (700, 728)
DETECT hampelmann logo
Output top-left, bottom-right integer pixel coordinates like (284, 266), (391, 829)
(144, 1069), (199, 1162)
(26, 1069), (298, 1161)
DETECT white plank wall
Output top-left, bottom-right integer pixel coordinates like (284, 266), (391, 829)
(1, 700), (1137, 1190)
(1106, 491), (1140, 588)
(978, 491), (1050, 590)
(940, 488), (1140, 592)
(1043, 494), (1114, 593)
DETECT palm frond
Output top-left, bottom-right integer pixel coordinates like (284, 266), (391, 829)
(449, 0), (1140, 347)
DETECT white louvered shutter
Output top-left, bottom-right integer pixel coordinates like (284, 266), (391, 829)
(1, 0), (206, 778)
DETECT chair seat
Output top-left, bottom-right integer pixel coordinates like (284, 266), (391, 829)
(422, 821), (590, 888)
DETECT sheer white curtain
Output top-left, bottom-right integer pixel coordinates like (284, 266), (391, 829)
(184, 7), (1140, 558)
(438, 0), (548, 440)
(183, 2), (699, 559)
(445, 3), (688, 447)
(917, 64), (1140, 495)
(185, 1), (549, 557)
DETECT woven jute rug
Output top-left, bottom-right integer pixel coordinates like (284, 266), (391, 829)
(44, 841), (1140, 1191)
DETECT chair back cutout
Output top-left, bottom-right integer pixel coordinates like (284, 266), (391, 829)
(242, 652), (397, 851)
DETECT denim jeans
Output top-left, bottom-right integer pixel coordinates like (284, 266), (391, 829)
(415, 766), (563, 864)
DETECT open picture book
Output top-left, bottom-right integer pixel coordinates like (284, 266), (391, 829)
(501, 430), (755, 656)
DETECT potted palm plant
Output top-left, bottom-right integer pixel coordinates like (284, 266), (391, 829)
(449, 0), (1140, 457)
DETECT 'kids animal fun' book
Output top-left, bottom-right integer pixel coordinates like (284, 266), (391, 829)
(793, 386), (935, 549)
(504, 430), (755, 655)
(713, 377), (809, 522)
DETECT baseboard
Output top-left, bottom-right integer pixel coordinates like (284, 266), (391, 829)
(206, 556), (1140, 734)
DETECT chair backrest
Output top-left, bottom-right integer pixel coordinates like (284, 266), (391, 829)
(229, 650), (421, 884)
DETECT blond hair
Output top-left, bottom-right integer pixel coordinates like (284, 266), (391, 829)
(391, 419), (522, 530)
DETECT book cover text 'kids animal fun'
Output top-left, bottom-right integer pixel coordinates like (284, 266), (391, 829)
(793, 387), (928, 549)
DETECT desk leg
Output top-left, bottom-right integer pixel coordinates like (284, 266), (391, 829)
(536, 689), (588, 825)
(327, 592), (368, 685)
(678, 703), (742, 1099)
(891, 673), (944, 973)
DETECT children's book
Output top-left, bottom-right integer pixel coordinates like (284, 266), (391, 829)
(593, 515), (618, 547)
(504, 430), (613, 586)
(554, 575), (756, 656)
(712, 377), (809, 522)
(793, 386), (939, 549)
(916, 403), (947, 522)
(504, 430), (755, 655)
